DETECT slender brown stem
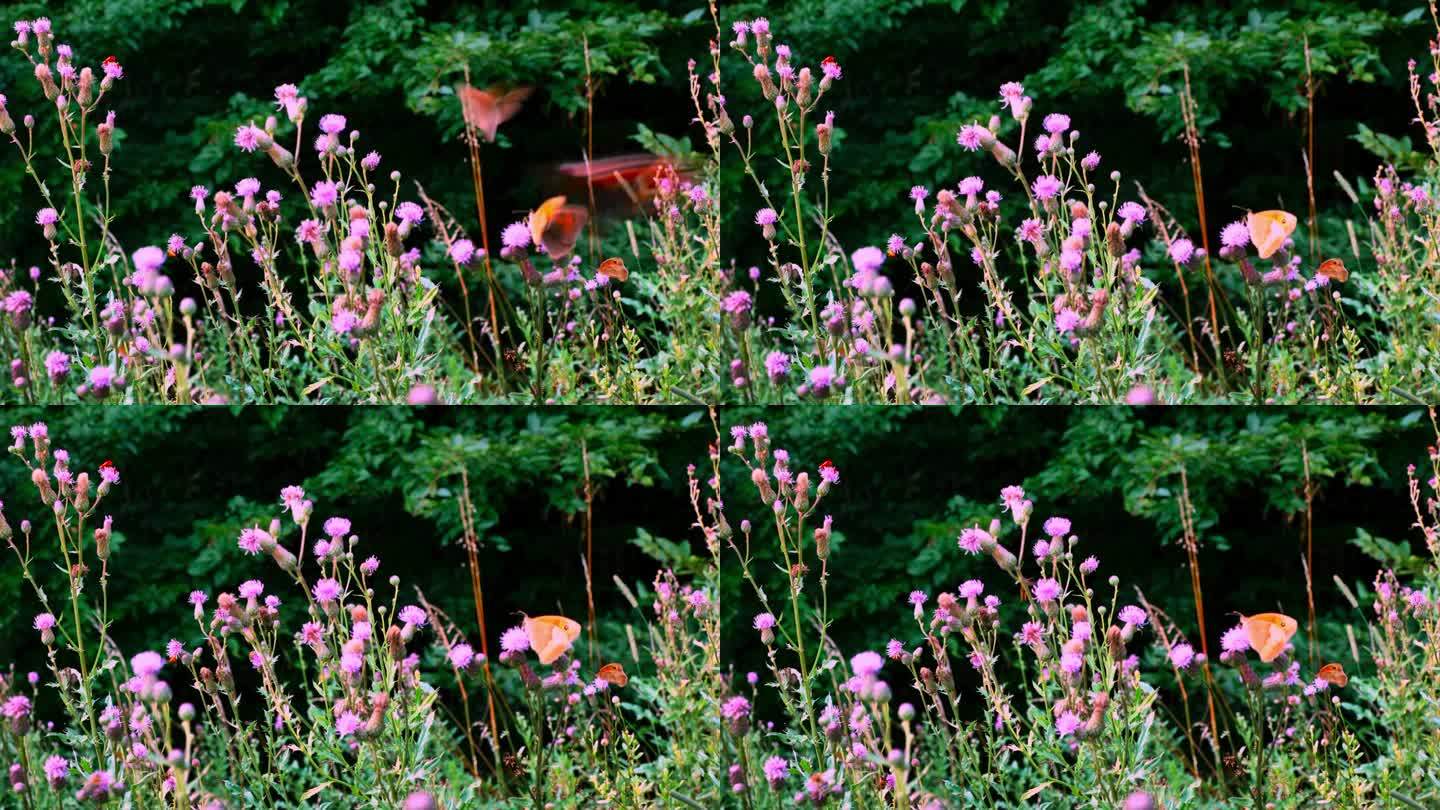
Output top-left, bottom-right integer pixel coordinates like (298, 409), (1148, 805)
(1178, 467), (1221, 755)
(1304, 36), (1320, 262)
(1302, 442), (1318, 669)
(582, 440), (599, 668)
(458, 469), (502, 770)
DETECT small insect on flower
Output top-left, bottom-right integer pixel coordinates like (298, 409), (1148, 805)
(522, 614), (581, 665)
(1316, 258), (1349, 283)
(1317, 662), (1348, 688)
(597, 257), (629, 282)
(1240, 612), (1298, 662)
(1246, 209), (1297, 260)
(596, 662), (628, 687)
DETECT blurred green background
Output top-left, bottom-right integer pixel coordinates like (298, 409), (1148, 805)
(0, 405), (714, 737)
(720, 406), (1434, 731)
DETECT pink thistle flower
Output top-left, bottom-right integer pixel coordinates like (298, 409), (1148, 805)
(1032, 175), (1062, 200)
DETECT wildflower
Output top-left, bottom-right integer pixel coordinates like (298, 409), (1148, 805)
(310, 180), (339, 209)
(131, 650), (164, 677)
(1018, 621), (1045, 645)
(398, 605), (427, 626)
(324, 516), (351, 538)
(1055, 309), (1081, 333)
(449, 239), (477, 264)
(1042, 516), (1071, 538)
(1060, 651), (1083, 674)
(1221, 624), (1250, 654)
(1118, 605), (1147, 626)
(763, 756), (789, 788)
(43, 755), (68, 788)
(755, 207), (778, 227)
(234, 124), (267, 152)
(500, 626), (530, 653)
(335, 711), (361, 737)
(1168, 238), (1195, 264)
(958, 527), (990, 554)
(1043, 113), (1071, 135)
(764, 351), (791, 382)
(1169, 643), (1195, 669)
(959, 579), (984, 598)
(449, 643), (476, 669)
(722, 290), (753, 330)
(76, 771), (119, 802)
(956, 123), (988, 151)
(237, 527), (271, 555)
(501, 221), (531, 250)
(1079, 556), (1099, 574)
(1034, 578), (1062, 603)
(313, 578), (342, 603)
(850, 650), (884, 677)
(1117, 201), (1146, 225)
(361, 151), (381, 171)
(395, 202), (424, 225)
(722, 695), (752, 735)
(36, 207), (59, 226)
(239, 580), (264, 599)
(753, 612), (776, 631)
(1055, 711), (1081, 736)
(1081, 151), (1101, 171)
(44, 351), (70, 382)
(1220, 220), (1250, 249)
(1032, 175), (1062, 200)
(360, 556), (380, 576)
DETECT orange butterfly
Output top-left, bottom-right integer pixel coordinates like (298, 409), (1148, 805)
(100, 459), (115, 471)
(597, 662), (628, 688)
(1241, 612), (1298, 663)
(1246, 210), (1298, 260)
(522, 614), (581, 666)
(1316, 258), (1349, 283)
(529, 196), (588, 261)
(458, 85), (533, 143)
(597, 258), (628, 283)
(1317, 662), (1348, 688)
(555, 154), (678, 192)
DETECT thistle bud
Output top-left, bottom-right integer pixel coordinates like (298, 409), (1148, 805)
(753, 63), (776, 100)
(94, 515), (112, 561)
(34, 63), (58, 100)
(77, 67), (93, 106)
(813, 516), (831, 561)
(751, 467), (775, 504)
(31, 467), (54, 504)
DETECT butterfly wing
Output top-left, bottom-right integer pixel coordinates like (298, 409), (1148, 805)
(1247, 210), (1298, 260)
(1243, 613), (1298, 662)
(597, 258), (629, 282)
(597, 663), (628, 687)
(494, 86), (534, 126)
(541, 206), (589, 261)
(523, 614), (580, 665)
(529, 196), (569, 247)
(458, 86), (501, 142)
(535, 615), (581, 642)
(1317, 663), (1348, 687)
(1317, 258), (1349, 283)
